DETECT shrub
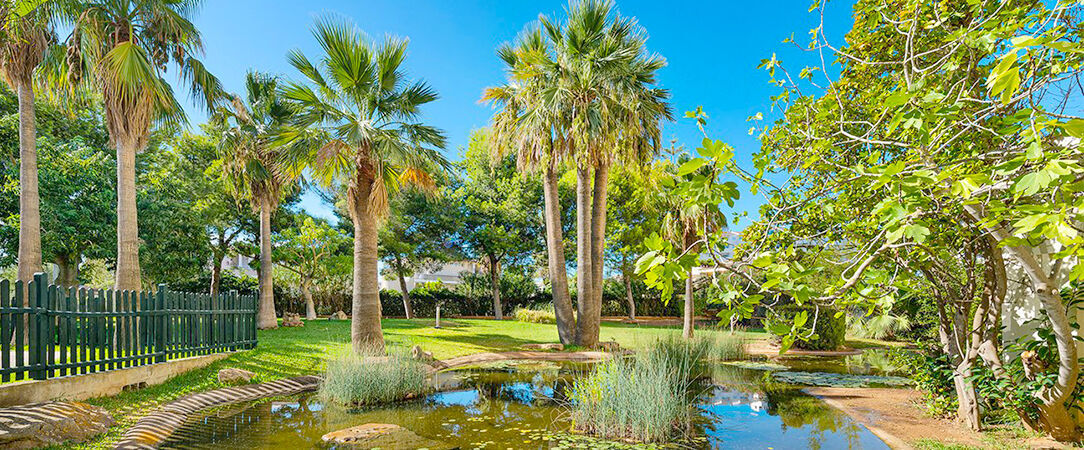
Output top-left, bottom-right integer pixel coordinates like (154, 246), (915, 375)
(318, 352), (430, 407)
(768, 304), (846, 351)
(569, 336), (701, 443)
(513, 304), (557, 323)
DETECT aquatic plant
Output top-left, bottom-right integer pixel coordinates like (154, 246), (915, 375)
(318, 351), (430, 406)
(569, 337), (703, 443)
(772, 371), (913, 388)
(722, 360), (790, 371)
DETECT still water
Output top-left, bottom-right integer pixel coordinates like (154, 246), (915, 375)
(162, 363), (890, 449)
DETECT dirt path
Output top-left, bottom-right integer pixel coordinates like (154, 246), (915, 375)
(746, 339), (864, 357)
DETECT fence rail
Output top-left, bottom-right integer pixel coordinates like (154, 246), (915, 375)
(0, 273), (257, 382)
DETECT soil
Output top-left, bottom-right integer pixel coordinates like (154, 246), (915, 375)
(804, 387), (1068, 450)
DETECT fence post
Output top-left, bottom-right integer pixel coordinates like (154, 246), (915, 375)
(156, 285), (167, 363)
(29, 273), (47, 380)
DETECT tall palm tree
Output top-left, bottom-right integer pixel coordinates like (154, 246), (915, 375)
(282, 18), (447, 353)
(484, 26), (578, 345)
(216, 71), (295, 330)
(62, 0), (223, 290)
(0, 1), (67, 290)
(487, 0), (669, 346)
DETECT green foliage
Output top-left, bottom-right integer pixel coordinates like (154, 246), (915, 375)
(766, 304), (845, 351)
(569, 336), (702, 443)
(513, 304), (557, 324)
(317, 351), (430, 407)
(889, 348), (958, 417)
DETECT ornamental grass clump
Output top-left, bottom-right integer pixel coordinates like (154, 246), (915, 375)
(707, 331), (748, 362)
(569, 336), (702, 443)
(513, 304), (557, 324)
(318, 351), (430, 407)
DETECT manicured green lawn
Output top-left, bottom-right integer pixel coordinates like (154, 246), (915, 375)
(71, 318), (765, 448)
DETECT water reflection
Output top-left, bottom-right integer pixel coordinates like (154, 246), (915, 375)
(162, 363), (890, 449)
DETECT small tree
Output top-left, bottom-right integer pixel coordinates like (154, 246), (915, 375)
(274, 216), (347, 319)
(379, 189), (453, 319)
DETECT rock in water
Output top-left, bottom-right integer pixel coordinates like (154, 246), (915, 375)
(0, 401), (114, 449)
(411, 345), (435, 363)
(321, 423), (449, 448)
(330, 310), (348, 320)
(218, 368), (256, 384)
(282, 312), (304, 327)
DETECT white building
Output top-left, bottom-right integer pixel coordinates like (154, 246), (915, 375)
(379, 261), (482, 292)
(220, 254), (258, 279)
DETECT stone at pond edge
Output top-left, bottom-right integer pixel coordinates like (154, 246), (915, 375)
(282, 312), (304, 327)
(521, 343), (564, 351)
(0, 401), (115, 449)
(593, 341), (621, 352)
(218, 368), (256, 384)
(321, 423), (451, 448)
(330, 310), (348, 320)
(411, 345), (436, 362)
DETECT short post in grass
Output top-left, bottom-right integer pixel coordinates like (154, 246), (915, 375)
(434, 301), (442, 329)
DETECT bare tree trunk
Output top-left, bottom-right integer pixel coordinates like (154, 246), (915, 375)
(351, 176), (384, 353)
(623, 267), (636, 321)
(575, 167), (597, 347)
(397, 270), (413, 319)
(490, 257), (502, 320)
(587, 163), (609, 341)
(56, 253), (80, 287)
(543, 165), (576, 344)
(302, 276), (317, 320)
(16, 77), (40, 292)
(115, 136), (142, 291)
(210, 250), (223, 297)
(256, 198), (277, 329)
(682, 232), (696, 339)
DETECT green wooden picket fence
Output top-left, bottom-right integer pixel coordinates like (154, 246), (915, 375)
(0, 273), (257, 382)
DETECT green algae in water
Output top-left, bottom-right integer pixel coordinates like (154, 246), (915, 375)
(161, 364), (891, 449)
(721, 360), (790, 371)
(773, 371), (914, 388)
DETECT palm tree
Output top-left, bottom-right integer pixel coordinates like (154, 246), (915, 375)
(0, 2), (67, 291)
(484, 26), (578, 345)
(62, 0), (223, 290)
(487, 0), (669, 346)
(216, 71), (295, 329)
(281, 18), (447, 353)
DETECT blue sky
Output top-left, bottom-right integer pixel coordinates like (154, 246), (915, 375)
(180, 0), (854, 227)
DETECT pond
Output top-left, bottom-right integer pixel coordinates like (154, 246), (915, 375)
(161, 362), (891, 449)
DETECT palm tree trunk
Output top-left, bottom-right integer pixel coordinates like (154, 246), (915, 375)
(351, 176), (384, 353)
(575, 167), (597, 347)
(543, 165), (576, 345)
(15, 77), (41, 293)
(302, 275), (317, 320)
(683, 232), (696, 338)
(256, 197), (277, 329)
(489, 257), (502, 320)
(587, 163), (609, 342)
(623, 265), (636, 321)
(115, 136), (142, 291)
(397, 270), (413, 319)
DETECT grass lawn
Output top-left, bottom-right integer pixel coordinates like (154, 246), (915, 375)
(70, 318), (766, 448)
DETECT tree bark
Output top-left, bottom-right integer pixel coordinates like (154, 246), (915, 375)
(350, 174), (384, 353)
(490, 256), (502, 320)
(15, 77), (40, 293)
(302, 275), (317, 320)
(575, 167), (597, 347)
(543, 165), (576, 344)
(55, 253), (80, 287)
(623, 267), (636, 321)
(256, 197), (277, 329)
(397, 269), (413, 319)
(682, 231), (697, 339)
(587, 163), (609, 341)
(210, 251), (223, 297)
(114, 136), (142, 291)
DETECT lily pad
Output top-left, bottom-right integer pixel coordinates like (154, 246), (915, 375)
(772, 371), (913, 388)
(721, 361), (789, 371)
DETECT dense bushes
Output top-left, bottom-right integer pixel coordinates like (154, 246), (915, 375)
(768, 304), (846, 350)
(513, 304), (557, 323)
